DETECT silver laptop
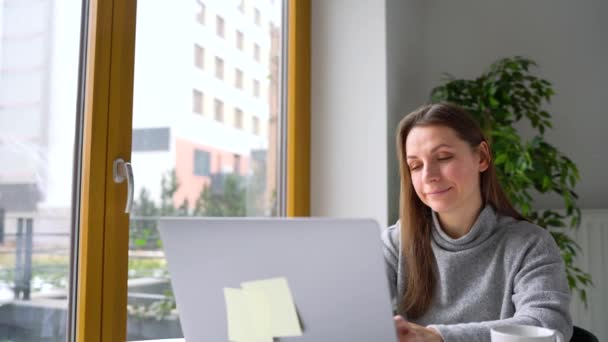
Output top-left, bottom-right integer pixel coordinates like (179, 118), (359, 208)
(158, 217), (396, 341)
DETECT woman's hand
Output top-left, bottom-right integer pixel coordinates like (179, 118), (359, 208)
(394, 316), (443, 342)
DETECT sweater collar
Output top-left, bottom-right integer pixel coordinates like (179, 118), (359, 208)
(431, 204), (498, 251)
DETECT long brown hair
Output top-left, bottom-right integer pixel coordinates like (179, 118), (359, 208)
(396, 103), (523, 318)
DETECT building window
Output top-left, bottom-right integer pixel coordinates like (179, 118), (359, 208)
(216, 15), (225, 38)
(253, 79), (260, 98)
(252, 116), (260, 135)
(132, 127), (170, 152)
(234, 108), (243, 129)
(254, 8), (261, 26)
(214, 99), (224, 122)
(215, 57), (224, 79)
(196, 0), (206, 25)
(194, 44), (204, 69)
(254, 43), (261, 62)
(235, 68), (244, 89)
(194, 149), (211, 176)
(234, 154), (241, 174)
(236, 30), (244, 50)
(193, 89), (204, 114)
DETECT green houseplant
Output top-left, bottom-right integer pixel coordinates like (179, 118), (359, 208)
(430, 56), (592, 304)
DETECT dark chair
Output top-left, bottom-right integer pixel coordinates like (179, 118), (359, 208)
(569, 325), (598, 342)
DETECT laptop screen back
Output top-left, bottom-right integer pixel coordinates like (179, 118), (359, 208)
(158, 217), (396, 341)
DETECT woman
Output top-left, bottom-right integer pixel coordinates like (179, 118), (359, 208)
(382, 103), (572, 342)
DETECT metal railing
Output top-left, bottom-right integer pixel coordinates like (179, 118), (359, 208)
(0, 216), (167, 301)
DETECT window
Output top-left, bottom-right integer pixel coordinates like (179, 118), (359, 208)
(253, 79), (260, 98)
(234, 108), (243, 129)
(254, 8), (261, 26)
(194, 44), (204, 69)
(254, 43), (261, 62)
(236, 30), (244, 50)
(216, 15), (225, 38)
(214, 99), (224, 122)
(235, 68), (244, 89)
(128, 0), (290, 338)
(194, 149), (211, 176)
(252, 116), (260, 135)
(196, 0), (206, 25)
(0, 1), (85, 338)
(132, 127), (170, 152)
(193, 89), (204, 114)
(233, 154), (241, 174)
(215, 57), (224, 79)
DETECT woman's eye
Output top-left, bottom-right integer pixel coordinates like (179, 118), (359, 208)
(409, 164), (421, 171)
(438, 156), (453, 161)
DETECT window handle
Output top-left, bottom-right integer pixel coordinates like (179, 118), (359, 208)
(113, 158), (134, 214)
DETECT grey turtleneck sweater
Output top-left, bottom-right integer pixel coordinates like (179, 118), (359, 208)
(381, 205), (573, 341)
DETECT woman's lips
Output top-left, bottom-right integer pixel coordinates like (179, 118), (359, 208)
(427, 187), (451, 196)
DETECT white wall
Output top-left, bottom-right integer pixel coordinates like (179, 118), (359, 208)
(387, 0), (608, 223)
(311, 0), (388, 227)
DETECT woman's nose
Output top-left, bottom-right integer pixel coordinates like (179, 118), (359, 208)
(423, 164), (440, 183)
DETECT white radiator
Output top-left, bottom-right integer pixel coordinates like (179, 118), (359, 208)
(568, 209), (608, 341)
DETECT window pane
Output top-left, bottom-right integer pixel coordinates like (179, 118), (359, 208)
(214, 98), (224, 122)
(128, 0), (285, 339)
(214, 56), (224, 79)
(236, 30), (244, 50)
(192, 89), (203, 114)
(254, 8), (261, 26)
(234, 108), (243, 129)
(215, 15), (224, 38)
(195, 0), (205, 25)
(254, 43), (261, 62)
(0, 0), (84, 340)
(194, 44), (204, 69)
(235, 68), (243, 89)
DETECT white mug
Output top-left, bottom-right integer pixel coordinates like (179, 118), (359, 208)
(491, 325), (565, 342)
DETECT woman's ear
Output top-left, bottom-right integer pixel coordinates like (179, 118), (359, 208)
(478, 141), (490, 172)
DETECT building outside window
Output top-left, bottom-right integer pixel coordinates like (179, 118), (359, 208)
(214, 99), (224, 122)
(216, 15), (225, 38)
(193, 89), (204, 114)
(253, 79), (260, 98)
(215, 57), (224, 79)
(235, 68), (244, 89)
(233, 154), (241, 174)
(252, 116), (260, 135)
(234, 108), (244, 129)
(196, 0), (206, 25)
(254, 43), (260, 62)
(194, 44), (204, 69)
(254, 8), (261, 26)
(193, 149), (211, 176)
(236, 30), (244, 50)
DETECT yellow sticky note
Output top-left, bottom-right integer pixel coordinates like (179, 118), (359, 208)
(242, 287), (273, 341)
(224, 288), (249, 342)
(241, 277), (303, 337)
(224, 288), (273, 342)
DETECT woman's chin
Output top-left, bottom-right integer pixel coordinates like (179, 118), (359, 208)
(425, 200), (456, 214)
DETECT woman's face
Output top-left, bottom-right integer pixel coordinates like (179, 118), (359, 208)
(405, 125), (488, 215)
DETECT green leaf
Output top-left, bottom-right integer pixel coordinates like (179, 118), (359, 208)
(494, 154), (508, 165)
(541, 176), (551, 190)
